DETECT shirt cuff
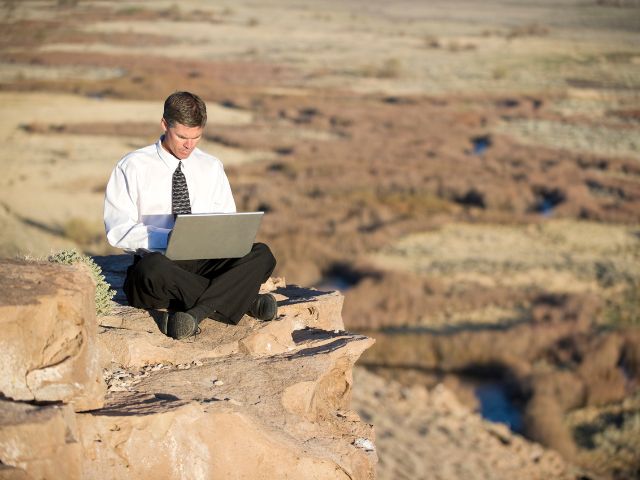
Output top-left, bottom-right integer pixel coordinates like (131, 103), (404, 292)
(147, 227), (172, 249)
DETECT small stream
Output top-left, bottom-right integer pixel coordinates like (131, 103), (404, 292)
(314, 263), (373, 293)
(471, 135), (492, 155)
(474, 381), (524, 433)
(314, 275), (357, 292)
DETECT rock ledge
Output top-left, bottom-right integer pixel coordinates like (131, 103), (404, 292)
(0, 256), (376, 480)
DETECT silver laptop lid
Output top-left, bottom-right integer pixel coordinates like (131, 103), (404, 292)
(165, 212), (264, 261)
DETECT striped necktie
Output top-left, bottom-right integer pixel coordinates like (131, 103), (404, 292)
(172, 161), (191, 216)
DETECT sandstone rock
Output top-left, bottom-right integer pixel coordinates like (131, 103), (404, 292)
(238, 287), (345, 356)
(259, 275), (286, 292)
(0, 400), (81, 480)
(0, 256), (375, 479)
(0, 465), (31, 480)
(79, 331), (376, 479)
(0, 260), (105, 411)
(81, 404), (355, 480)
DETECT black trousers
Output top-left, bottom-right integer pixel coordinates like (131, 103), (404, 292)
(123, 243), (276, 324)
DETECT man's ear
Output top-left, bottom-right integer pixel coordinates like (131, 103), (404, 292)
(160, 117), (168, 132)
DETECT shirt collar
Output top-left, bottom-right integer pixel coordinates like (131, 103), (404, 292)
(156, 136), (193, 170)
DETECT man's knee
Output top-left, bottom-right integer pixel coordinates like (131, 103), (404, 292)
(124, 253), (175, 309)
(253, 242), (276, 271)
(132, 252), (173, 281)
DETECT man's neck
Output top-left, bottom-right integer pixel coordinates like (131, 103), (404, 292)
(160, 135), (181, 161)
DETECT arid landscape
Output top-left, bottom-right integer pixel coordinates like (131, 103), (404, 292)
(1, 0), (639, 478)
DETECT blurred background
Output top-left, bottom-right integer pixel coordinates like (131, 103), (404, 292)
(1, 1), (639, 478)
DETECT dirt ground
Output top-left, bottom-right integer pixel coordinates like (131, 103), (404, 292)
(1, 1), (639, 478)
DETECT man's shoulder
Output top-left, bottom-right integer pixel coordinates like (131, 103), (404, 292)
(192, 148), (225, 169)
(117, 143), (158, 169)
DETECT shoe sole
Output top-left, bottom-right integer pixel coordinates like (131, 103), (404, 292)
(160, 312), (169, 335)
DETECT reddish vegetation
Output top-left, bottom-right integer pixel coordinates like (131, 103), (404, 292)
(0, 49), (300, 100)
(0, 20), (173, 49)
(20, 121), (158, 138)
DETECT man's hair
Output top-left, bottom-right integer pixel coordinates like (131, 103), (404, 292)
(163, 91), (207, 128)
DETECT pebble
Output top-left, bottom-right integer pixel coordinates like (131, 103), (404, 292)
(109, 386), (129, 392)
(353, 438), (376, 452)
(104, 365), (158, 393)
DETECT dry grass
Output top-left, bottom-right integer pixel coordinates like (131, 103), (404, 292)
(371, 220), (640, 302)
(355, 58), (403, 79)
(497, 118), (640, 159)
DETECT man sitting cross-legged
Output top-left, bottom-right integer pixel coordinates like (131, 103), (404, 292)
(104, 91), (277, 339)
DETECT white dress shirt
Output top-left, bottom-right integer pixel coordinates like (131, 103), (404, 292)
(104, 137), (236, 253)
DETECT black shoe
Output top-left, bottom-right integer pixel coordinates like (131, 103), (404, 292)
(165, 311), (200, 340)
(248, 293), (278, 321)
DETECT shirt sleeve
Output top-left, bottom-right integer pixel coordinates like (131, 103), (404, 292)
(104, 161), (171, 252)
(217, 161), (237, 213)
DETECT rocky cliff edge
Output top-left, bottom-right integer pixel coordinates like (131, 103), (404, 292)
(0, 256), (376, 480)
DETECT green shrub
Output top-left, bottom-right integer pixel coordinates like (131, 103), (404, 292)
(48, 250), (116, 316)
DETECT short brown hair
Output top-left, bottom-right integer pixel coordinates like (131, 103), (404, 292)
(163, 91), (207, 128)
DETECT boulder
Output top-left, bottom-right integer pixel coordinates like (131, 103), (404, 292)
(0, 260), (105, 411)
(0, 400), (81, 480)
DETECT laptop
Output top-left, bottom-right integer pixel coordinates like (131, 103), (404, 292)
(164, 212), (264, 260)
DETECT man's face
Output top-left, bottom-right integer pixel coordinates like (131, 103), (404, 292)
(161, 118), (203, 160)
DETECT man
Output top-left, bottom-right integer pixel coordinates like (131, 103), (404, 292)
(104, 91), (277, 340)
